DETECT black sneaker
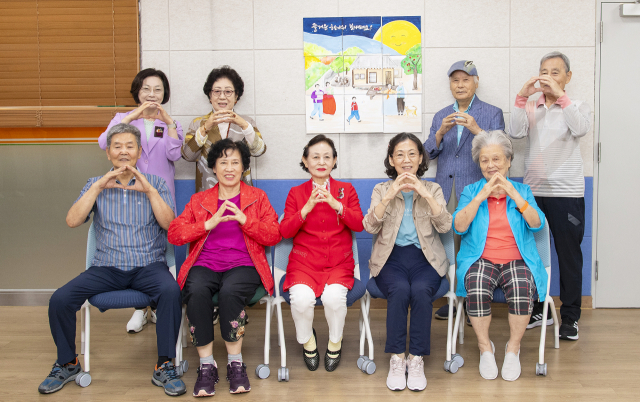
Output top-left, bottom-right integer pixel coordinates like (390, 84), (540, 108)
(38, 358), (82, 394)
(527, 303), (553, 329)
(434, 304), (453, 320)
(559, 321), (579, 341)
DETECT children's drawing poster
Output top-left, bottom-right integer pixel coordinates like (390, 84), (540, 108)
(304, 16), (422, 134)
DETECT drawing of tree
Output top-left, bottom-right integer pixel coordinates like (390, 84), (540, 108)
(401, 44), (422, 90)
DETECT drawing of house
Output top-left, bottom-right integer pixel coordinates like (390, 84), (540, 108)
(350, 55), (402, 87)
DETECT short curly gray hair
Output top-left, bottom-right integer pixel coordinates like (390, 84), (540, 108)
(471, 130), (513, 165)
(106, 123), (141, 148)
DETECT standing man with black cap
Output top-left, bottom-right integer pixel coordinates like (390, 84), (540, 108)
(424, 60), (505, 320)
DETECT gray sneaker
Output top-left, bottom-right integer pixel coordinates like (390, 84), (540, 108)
(38, 358), (82, 394)
(152, 361), (187, 396)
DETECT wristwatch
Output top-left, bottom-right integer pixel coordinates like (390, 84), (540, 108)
(167, 120), (177, 129)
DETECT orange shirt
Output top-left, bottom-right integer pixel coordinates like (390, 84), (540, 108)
(481, 195), (523, 264)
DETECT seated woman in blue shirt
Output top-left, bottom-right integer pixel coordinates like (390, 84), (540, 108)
(453, 130), (546, 382)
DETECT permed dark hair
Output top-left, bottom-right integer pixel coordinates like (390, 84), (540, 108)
(202, 65), (244, 102)
(384, 132), (429, 179)
(299, 134), (338, 173)
(207, 139), (251, 172)
(130, 68), (170, 104)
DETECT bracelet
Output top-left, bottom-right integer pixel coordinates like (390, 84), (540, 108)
(517, 201), (529, 214)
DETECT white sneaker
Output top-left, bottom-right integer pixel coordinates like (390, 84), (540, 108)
(146, 309), (157, 324)
(126, 309), (148, 333)
(501, 342), (521, 381)
(386, 355), (406, 391)
(479, 340), (498, 380)
(406, 356), (427, 391)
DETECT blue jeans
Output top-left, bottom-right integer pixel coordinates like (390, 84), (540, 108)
(48, 262), (182, 364)
(374, 245), (441, 356)
(347, 110), (360, 122)
(310, 102), (323, 119)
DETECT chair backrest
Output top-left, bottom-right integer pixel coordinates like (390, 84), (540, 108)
(86, 222), (175, 274)
(533, 219), (551, 268)
(274, 214), (360, 277)
(439, 229), (455, 265)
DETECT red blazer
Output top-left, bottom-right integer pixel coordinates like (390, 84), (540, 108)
(168, 182), (281, 293)
(279, 177), (364, 297)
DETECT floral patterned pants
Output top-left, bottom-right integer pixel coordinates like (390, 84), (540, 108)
(183, 265), (261, 345)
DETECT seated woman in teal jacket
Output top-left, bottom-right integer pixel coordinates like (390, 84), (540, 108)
(453, 130), (546, 383)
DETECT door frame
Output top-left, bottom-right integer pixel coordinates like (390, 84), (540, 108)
(592, 1), (637, 307)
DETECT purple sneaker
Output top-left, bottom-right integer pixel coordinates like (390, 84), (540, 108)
(226, 361), (251, 394)
(193, 363), (219, 397)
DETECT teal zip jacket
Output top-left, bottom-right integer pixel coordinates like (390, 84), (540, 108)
(453, 178), (547, 301)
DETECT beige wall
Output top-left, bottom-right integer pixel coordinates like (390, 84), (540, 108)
(139, 0), (596, 181)
(0, 146), (112, 289)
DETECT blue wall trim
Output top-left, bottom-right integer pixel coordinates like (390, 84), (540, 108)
(174, 177), (594, 297)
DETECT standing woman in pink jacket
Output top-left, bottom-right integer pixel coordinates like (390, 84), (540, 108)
(99, 68), (184, 334)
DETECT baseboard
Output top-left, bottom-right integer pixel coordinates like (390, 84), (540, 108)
(0, 290), (55, 306)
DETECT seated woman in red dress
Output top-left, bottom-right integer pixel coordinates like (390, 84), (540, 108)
(168, 139), (280, 396)
(279, 134), (364, 372)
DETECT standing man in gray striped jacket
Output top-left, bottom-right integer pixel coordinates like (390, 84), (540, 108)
(424, 60), (505, 320)
(510, 51), (591, 341)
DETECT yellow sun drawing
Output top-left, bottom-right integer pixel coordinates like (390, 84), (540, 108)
(373, 20), (421, 55)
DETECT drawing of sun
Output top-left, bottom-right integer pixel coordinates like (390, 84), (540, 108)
(373, 20), (421, 55)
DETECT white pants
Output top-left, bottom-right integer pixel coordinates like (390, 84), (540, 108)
(289, 283), (348, 344)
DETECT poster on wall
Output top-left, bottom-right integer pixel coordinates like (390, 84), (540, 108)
(303, 16), (422, 134)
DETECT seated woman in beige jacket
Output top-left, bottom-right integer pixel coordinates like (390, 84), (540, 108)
(363, 133), (452, 392)
(182, 65), (266, 193)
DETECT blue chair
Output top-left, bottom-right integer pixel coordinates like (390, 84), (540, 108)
(79, 223), (188, 386)
(452, 218), (559, 376)
(366, 228), (463, 373)
(271, 215), (374, 381)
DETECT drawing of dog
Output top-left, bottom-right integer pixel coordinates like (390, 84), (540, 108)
(404, 106), (417, 117)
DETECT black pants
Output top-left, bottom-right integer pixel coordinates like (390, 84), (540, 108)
(182, 266), (261, 345)
(535, 196), (585, 323)
(49, 262), (182, 364)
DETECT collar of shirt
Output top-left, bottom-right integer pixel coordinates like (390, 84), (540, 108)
(312, 179), (330, 192)
(536, 93), (567, 109)
(109, 166), (139, 186)
(453, 93), (476, 113)
(453, 94), (476, 144)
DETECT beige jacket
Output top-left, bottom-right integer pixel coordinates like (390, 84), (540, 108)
(363, 179), (452, 277)
(181, 112), (266, 193)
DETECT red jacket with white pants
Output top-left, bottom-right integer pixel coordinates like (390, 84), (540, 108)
(279, 177), (364, 297)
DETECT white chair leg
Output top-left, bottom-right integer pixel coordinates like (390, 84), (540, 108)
(452, 299), (464, 347)
(538, 299), (550, 365)
(549, 298), (560, 349)
(84, 302), (90, 372)
(264, 298), (271, 365)
(361, 295), (374, 360)
(175, 305), (186, 366)
(359, 299), (366, 357)
(275, 297), (287, 368)
(80, 301), (86, 356)
(181, 305), (188, 348)
(446, 296), (455, 360)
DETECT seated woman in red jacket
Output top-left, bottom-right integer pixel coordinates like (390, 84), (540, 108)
(168, 139), (280, 397)
(280, 134), (364, 372)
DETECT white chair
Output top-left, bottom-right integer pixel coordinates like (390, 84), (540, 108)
(271, 215), (373, 381)
(366, 229), (463, 373)
(79, 223), (188, 386)
(451, 218), (559, 376)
